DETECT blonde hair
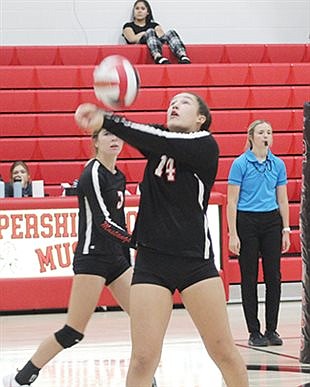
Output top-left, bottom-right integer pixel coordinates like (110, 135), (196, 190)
(245, 119), (272, 150)
(91, 127), (104, 156)
(91, 127), (104, 139)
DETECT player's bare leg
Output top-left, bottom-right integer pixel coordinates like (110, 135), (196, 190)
(3, 274), (104, 386)
(126, 284), (173, 387)
(181, 277), (249, 387)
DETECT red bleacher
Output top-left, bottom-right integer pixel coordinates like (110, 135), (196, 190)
(1, 86), (309, 113)
(0, 155), (302, 197)
(0, 44), (308, 291)
(1, 44), (309, 65)
(0, 133), (302, 162)
(1, 63), (310, 89)
(0, 109), (304, 137)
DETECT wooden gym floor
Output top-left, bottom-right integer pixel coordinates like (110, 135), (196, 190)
(1, 297), (310, 386)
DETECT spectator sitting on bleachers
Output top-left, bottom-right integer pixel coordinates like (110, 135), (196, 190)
(122, 0), (191, 64)
(7, 160), (32, 197)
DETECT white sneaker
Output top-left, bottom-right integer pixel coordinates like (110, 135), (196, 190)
(2, 373), (26, 387)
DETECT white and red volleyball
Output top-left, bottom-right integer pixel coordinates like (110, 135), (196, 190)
(93, 55), (140, 110)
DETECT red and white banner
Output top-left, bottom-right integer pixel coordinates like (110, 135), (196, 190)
(0, 200), (220, 279)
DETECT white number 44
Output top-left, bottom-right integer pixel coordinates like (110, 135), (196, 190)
(154, 155), (176, 181)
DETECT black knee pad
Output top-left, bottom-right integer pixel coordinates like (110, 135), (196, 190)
(54, 324), (84, 348)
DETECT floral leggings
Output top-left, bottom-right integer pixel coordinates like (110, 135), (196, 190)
(141, 29), (187, 59)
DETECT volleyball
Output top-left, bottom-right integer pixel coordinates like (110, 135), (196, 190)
(93, 55), (140, 110)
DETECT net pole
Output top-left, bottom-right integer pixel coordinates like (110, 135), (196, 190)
(300, 101), (310, 363)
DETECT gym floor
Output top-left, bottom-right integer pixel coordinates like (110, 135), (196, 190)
(1, 298), (310, 386)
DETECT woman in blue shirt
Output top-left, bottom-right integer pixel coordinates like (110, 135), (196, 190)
(227, 120), (290, 347)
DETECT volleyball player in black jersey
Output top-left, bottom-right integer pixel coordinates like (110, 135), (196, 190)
(75, 92), (249, 387)
(3, 128), (134, 386)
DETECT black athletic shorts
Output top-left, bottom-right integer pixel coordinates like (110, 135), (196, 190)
(132, 246), (219, 293)
(73, 254), (131, 286)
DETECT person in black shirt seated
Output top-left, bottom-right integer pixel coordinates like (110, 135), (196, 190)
(122, 0), (191, 64)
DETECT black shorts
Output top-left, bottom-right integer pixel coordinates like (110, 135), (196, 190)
(132, 246), (219, 293)
(73, 254), (131, 286)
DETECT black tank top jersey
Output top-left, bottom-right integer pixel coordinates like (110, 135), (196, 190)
(103, 114), (219, 259)
(122, 21), (159, 44)
(74, 158), (132, 257)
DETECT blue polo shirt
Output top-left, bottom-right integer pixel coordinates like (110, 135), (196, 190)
(228, 149), (287, 212)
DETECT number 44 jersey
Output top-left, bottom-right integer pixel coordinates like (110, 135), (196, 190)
(103, 113), (219, 259)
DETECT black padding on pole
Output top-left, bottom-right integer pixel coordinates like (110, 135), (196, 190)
(300, 101), (310, 364)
